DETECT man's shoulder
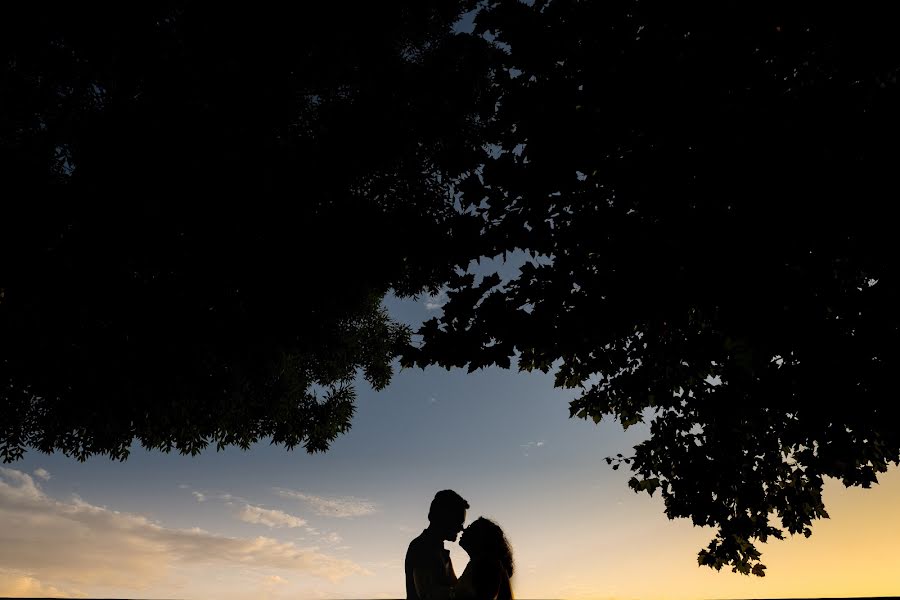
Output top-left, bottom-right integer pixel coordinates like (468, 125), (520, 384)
(406, 530), (439, 563)
(407, 530), (432, 552)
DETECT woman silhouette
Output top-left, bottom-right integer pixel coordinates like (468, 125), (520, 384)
(454, 517), (513, 600)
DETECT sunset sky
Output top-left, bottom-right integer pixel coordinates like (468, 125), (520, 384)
(2, 259), (899, 600)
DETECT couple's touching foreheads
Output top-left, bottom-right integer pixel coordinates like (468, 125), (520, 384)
(405, 490), (513, 600)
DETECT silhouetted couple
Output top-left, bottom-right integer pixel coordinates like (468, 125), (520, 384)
(405, 490), (513, 600)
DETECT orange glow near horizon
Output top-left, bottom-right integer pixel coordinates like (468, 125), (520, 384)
(506, 468), (900, 600)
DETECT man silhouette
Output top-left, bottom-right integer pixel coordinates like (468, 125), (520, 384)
(405, 490), (469, 600)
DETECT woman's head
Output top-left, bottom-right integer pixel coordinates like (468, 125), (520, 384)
(459, 517), (514, 577)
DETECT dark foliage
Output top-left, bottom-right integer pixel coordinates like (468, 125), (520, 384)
(0, 1), (493, 460)
(404, 0), (900, 576)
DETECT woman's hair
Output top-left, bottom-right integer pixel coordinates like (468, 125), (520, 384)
(465, 517), (514, 577)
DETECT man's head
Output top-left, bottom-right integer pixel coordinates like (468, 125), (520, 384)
(427, 489), (469, 542)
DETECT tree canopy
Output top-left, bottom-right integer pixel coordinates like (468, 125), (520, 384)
(403, 0), (900, 577)
(4, 0), (900, 578)
(1, 1), (493, 460)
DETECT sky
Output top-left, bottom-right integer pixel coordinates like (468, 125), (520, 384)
(2, 255), (899, 600)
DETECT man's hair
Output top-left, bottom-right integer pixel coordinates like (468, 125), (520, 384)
(428, 489), (469, 522)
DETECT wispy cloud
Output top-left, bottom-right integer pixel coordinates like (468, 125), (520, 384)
(322, 532), (342, 544)
(33, 468), (51, 481)
(218, 492), (251, 506)
(520, 440), (546, 456)
(277, 490), (376, 518)
(263, 574), (288, 590)
(0, 467), (369, 589)
(239, 504), (307, 529)
(186, 487), (248, 506)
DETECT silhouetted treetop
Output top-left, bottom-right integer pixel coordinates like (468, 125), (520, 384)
(403, 0), (900, 578)
(1, 1), (493, 461)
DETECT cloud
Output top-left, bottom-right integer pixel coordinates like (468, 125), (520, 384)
(239, 504), (307, 529)
(423, 290), (448, 311)
(0, 468), (369, 589)
(190, 490), (248, 505)
(322, 532), (342, 544)
(520, 440), (546, 456)
(218, 492), (251, 506)
(0, 570), (85, 598)
(33, 468), (51, 481)
(257, 573), (289, 600)
(277, 490), (376, 518)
